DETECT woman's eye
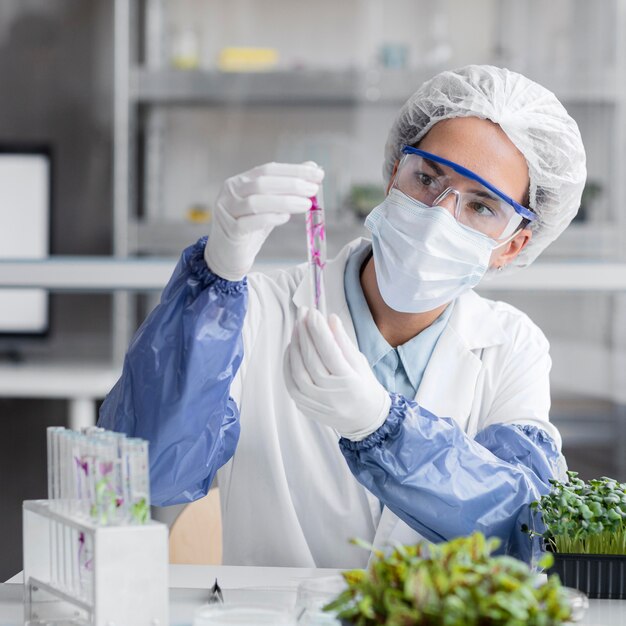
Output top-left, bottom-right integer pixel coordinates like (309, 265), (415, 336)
(469, 202), (496, 217)
(416, 172), (435, 186)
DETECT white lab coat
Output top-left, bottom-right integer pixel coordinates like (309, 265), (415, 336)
(218, 237), (559, 568)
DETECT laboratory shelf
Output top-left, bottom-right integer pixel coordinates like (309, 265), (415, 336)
(0, 257), (177, 291)
(1, 257), (626, 292)
(131, 219), (212, 255)
(130, 216), (369, 258)
(131, 67), (430, 106)
(484, 261), (626, 292)
(527, 71), (622, 104)
(131, 217), (622, 261)
(132, 67), (621, 107)
(0, 362), (118, 398)
(0, 362), (120, 430)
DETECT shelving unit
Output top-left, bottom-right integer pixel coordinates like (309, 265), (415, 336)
(131, 65), (625, 108)
(11, 3), (626, 446)
(493, 0), (626, 260)
(131, 67), (426, 106)
(105, 0), (626, 478)
(114, 0), (626, 261)
(2, 1), (622, 465)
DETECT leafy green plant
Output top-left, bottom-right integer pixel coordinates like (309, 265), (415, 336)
(325, 533), (571, 626)
(530, 471), (626, 555)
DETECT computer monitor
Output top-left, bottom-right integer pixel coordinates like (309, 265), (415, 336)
(0, 145), (51, 336)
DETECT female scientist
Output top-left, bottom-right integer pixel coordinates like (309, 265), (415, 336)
(99, 65), (587, 567)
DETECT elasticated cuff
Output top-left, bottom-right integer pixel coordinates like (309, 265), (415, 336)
(188, 237), (247, 294)
(514, 424), (558, 449)
(339, 393), (408, 452)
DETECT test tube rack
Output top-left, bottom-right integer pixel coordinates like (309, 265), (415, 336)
(23, 500), (168, 626)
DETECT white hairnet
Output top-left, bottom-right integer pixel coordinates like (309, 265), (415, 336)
(384, 64), (587, 271)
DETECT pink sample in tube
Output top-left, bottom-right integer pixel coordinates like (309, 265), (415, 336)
(306, 194), (327, 316)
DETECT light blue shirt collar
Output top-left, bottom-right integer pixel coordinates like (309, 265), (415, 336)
(343, 241), (453, 396)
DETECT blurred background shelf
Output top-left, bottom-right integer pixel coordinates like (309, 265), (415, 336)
(3, 257), (626, 292)
(0, 363), (119, 431)
(128, 218), (624, 259)
(132, 68), (429, 106)
(132, 67), (624, 107)
(129, 215), (370, 257)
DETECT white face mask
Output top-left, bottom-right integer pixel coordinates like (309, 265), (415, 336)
(364, 188), (498, 313)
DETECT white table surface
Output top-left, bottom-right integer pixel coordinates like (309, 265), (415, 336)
(3, 565), (626, 625)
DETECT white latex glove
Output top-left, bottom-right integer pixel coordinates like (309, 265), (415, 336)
(284, 307), (392, 441)
(205, 162), (324, 281)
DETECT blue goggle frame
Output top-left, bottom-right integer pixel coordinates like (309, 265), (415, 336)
(401, 146), (536, 223)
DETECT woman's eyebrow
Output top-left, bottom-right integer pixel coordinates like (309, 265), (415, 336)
(422, 157), (507, 203)
(470, 188), (500, 201)
(422, 157), (445, 176)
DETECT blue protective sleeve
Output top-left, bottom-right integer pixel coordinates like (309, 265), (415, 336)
(340, 394), (564, 564)
(98, 237), (246, 506)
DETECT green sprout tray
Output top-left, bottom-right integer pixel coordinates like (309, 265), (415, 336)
(549, 552), (626, 599)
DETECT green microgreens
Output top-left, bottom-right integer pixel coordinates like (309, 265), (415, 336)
(530, 471), (626, 555)
(325, 533), (571, 626)
(131, 497), (150, 524)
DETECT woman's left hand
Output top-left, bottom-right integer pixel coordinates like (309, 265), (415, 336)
(284, 307), (391, 441)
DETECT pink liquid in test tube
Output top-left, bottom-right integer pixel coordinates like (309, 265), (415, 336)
(306, 193), (327, 316)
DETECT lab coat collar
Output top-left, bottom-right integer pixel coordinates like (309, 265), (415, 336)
(292, 237), (508, 352)
(447, 288), (508, 350)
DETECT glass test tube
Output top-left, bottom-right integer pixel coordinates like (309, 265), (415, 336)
(62, 430), (77, 590)
(59, 431), (70, 590)
(46, 427), (65, 589)
(74, 434), (88, 518)
(48, 427), (66, 510)
(106, 431), (128, 524)
(125, 438), (151, 524)
(77, 528), (94, 600)
(86, 437), (99, 522)
(60, 430), (73, 512)
(306, 187), (327, 316)
(93, 439), (117, 526)
(79, 435), (99, 598)
(121, 437), (132, 524)
(104, 432), (125, 525)
(67, 432), (82, 595)
(46, 427), (64, 500)
(56, 429), (68, 588)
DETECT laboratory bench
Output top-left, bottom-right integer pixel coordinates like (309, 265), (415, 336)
(2, 564), (626, 625)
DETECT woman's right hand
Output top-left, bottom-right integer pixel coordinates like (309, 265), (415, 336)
(204, 161), (324, 281)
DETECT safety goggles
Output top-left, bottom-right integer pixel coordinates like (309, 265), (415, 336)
(393, 146), (536, 240)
